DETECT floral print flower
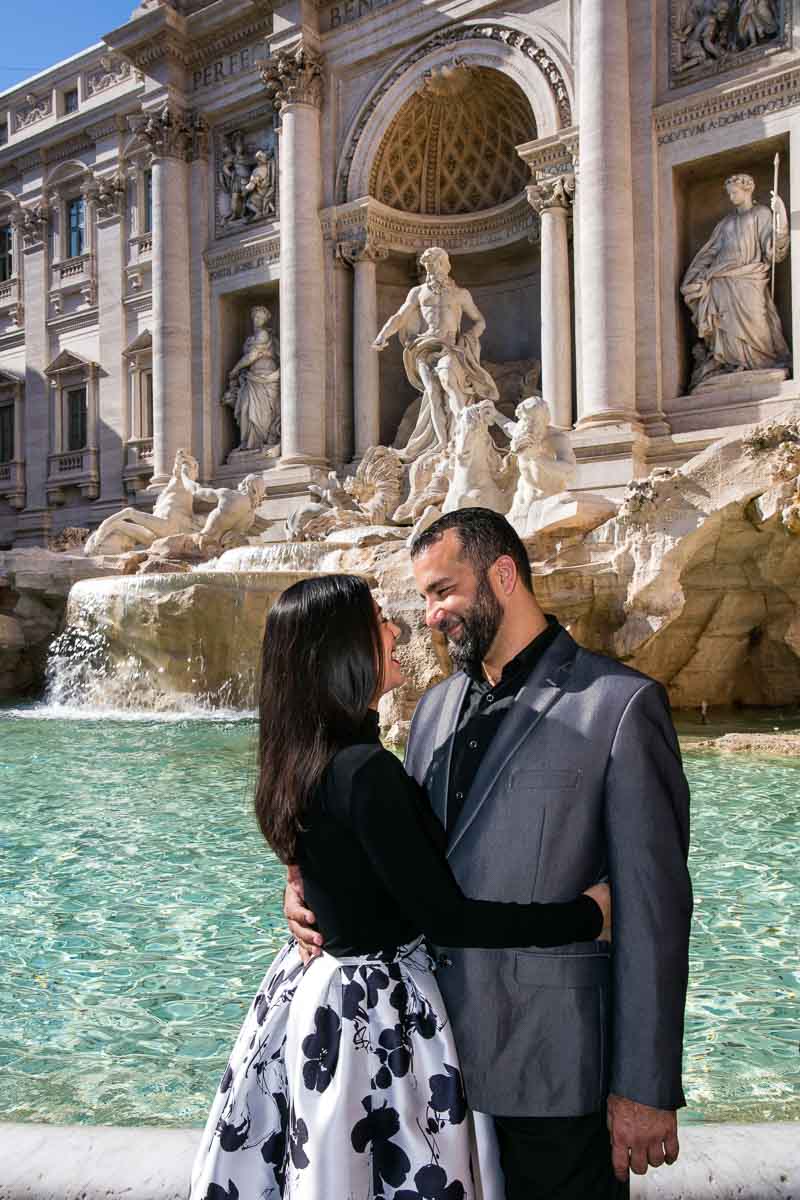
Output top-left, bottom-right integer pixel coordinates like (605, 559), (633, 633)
(301, 1005), (341, 1093)
(201, 1181), (239, 1200)
(260, 1092), (289, 1192)
(351, 1096), (411, 1195)
(375, 1023), (412, 1088)
(289, 1112), (310, 1170)
(216, 1114), (250, 1152)
(429, 1065), (467, 1127)
(395, 1164), (466, 1200)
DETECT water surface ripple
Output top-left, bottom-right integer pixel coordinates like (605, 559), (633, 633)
(0, 712), (797, 1126)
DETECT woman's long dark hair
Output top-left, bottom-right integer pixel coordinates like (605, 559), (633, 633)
(255, 573), (384, 863)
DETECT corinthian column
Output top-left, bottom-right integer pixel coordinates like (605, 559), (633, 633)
(260, 43), (327, 467)
(528, 174), (574, 430)
(340, 236), (389, 456)
(576, 0), (637, 426)
(138, 104), (207, 486)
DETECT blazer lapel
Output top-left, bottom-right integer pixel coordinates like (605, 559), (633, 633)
(427, 672), (470, 829)
(446, 632), (579, 858)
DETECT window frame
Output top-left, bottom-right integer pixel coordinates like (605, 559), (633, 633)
(67, 195), (86, 259)
(0, 401), (14, 465)
(66, 385), (88, 452)
(0, 223), (12, 283)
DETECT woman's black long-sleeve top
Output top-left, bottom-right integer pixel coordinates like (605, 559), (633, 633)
(295, 713), (602, 957)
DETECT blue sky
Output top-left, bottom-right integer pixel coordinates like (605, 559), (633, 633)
(1, 1), (136, 90)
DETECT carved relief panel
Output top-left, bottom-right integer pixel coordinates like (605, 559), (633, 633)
(214, 110), (278, 239)
(670, 0), (791, 87)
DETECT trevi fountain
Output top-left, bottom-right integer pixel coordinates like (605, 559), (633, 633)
(3, 243), (800, 731)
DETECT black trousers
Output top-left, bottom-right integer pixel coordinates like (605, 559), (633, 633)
(493, 1109), (630, 1200)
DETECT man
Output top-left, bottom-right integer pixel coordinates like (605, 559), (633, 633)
(287, 508), (692, 1199)
(372, 246), (499, 460)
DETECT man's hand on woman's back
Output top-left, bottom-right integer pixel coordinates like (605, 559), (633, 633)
(284, 865), (323, 963)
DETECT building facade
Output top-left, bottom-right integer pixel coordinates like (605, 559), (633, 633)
(0, 0), (798, 546)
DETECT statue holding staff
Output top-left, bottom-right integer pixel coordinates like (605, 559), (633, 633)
(681, 170), (790, 389)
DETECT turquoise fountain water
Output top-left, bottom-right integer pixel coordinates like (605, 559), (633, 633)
(0, 709), (798, 1127)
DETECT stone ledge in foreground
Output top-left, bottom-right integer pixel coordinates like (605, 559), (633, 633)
(0, 1121), (797, 1200)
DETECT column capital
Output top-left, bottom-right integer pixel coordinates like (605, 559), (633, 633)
(527, 172), (575, 215)
(131, 104), (208, 163)
(258, 41), (324, 112)
(337, 235), (389, 267)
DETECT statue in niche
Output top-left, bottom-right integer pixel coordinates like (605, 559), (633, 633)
(681, 172), (790, 390)
(217, 131), (276, 229)
(223, 305), (281, 455)
(372, 246), (499, 463)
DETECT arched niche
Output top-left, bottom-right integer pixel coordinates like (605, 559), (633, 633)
(338, 23), (572, 206)
(370, 64), (535, 217)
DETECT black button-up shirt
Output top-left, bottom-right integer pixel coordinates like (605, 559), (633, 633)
(446, 615), (562, 836)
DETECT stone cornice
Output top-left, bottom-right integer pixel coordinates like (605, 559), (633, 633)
(107, 4), (272, 73)
(215, 103), (275, 137)
(189, 13), (272, 65)
(516, 127), (578, 177)
(204, 232), (280, 281)
(322, 193), (538, 254)
(654, 62), (800, 145)
(258, 42), (324, 111)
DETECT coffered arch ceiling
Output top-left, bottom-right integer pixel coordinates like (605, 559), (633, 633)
(369, 63), (536, 217)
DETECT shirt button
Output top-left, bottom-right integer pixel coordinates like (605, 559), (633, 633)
(469, 740), (478, 749)
(485, 693), (494, 703)
(455, 791), (464, 800)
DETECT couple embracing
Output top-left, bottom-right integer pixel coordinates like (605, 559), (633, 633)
(190, 508), (692, 1200)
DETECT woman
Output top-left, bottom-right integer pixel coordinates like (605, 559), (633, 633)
(190, 575), (610, 1200)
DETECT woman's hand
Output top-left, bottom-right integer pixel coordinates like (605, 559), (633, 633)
(584, 881), (611, 942)
(284, 865), (323, 964)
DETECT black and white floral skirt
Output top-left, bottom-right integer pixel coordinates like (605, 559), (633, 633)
(189, 937), (503, 1200)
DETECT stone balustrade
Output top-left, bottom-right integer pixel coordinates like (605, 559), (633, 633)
(46, 447), (99, 503)
(0, 459), (25, 509)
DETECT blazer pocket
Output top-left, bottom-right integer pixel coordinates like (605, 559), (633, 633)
(513, 951), (610, 1108)
(511, 768), (581, 790)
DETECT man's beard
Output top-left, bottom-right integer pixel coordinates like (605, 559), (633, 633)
(440, 573), (503, 674)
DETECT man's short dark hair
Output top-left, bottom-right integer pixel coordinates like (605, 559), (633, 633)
(410, 508), (534, 593)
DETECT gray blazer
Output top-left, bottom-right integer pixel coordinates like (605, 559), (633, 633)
(404, 627), (692, 1118)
